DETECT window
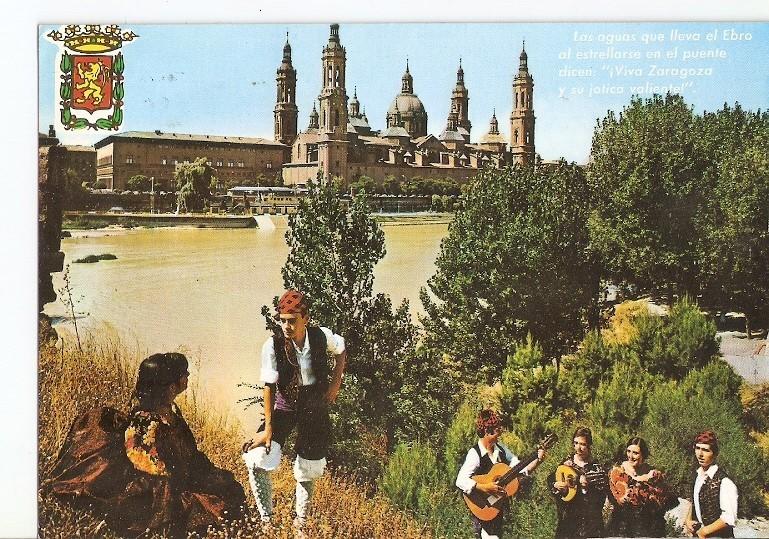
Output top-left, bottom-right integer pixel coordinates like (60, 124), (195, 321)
(266, 163), (272, 170)
(126, 155), (134, 164)
(228, 160), (235, 168)
(238, 161), (244, 168)
(216, 159), (223, 167)
(161, 158), (168, 165)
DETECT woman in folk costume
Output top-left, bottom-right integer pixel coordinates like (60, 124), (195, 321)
(45, 353), (246, 538)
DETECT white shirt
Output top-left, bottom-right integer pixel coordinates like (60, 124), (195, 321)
(693, 464), (738, 527)
(260, 327), (345, 386)
(455, 440), (523, 494)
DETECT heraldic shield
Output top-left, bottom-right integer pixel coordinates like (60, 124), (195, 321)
(71, 55), (113, 113)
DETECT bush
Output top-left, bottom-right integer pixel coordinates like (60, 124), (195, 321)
(587, 356), (657, 463)
(641, 360), (769, 515)
(631, 297), (719, 380)
(558, 330), (618, 412)
(443, 393), (483, 481)
(501, 335), (558, 424)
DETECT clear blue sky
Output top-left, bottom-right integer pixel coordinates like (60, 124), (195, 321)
(39, 22), (769, 163)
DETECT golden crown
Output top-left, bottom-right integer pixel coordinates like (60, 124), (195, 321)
(47, 24), (138, 53)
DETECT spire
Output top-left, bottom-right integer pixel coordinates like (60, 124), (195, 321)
(401, 59), (413, 94)
(309, 102), (319, 129)
(283, 32), (291, 62)
(349, 86), (360, 117)
(489, 109), (499, 135)
(519, 40), (528, 71)
(457, 57), (464, 85)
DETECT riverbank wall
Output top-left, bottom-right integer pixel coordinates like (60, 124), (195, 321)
(63, 212), (257, 229)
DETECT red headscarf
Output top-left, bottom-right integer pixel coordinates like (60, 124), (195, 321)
(694, 430), (719, 455)
(476, 409), (502, 437)
(277, 289), (308, 316)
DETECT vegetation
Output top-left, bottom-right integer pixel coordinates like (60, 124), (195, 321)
(175, 157), (217, 212)
(421, 161), (597, 383)
(39, 326), (432, 538)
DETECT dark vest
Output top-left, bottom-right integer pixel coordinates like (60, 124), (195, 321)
(273, 327), (329, 396)
(697, 467), (734, 537)
(473, 443), (510, 475)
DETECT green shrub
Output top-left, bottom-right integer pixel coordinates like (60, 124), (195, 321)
(641, 361), (768, 515)
(443, 393), (482, 481)
(631, 297), (719, 380)
(558, 330), (618, 412)
(379, 442), (471, 538)
(501, 335), (558, 425)
(587, 356), (657, 463)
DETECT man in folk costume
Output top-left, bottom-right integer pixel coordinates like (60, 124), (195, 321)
(242, 290), (346, 533)
(684, 430), (738, 538)
(455, 409), (546, 539)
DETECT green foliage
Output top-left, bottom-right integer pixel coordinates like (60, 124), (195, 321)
(174, 157), (216, 212)
(126, 174), (151, 192)
(558, 330), (618, 411)
(741, 383), (769, 433)
(422, 162), (597, 383)
(500, 335), (559, 434)
(442, 393), (482, 481)
(62, 168), (89, 210)
(587, 357), (657, 463)
(630, 297), (720, 380)
(588, 93), (709, 300)
(503, 477), (559, 539)
(380, 442), (472, 538)
(641, 360), (768, 515)
(350, 175), (376, 194)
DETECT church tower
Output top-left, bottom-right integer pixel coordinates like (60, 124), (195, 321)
(510, 42), (535, 165)
(451, 59), (471, 140)
(318, 24), (348, 139)
(317, 24), (349, 182)
(274, 35), (298, 146)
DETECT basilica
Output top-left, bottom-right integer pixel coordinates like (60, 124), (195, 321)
(279, 24), (536, 186)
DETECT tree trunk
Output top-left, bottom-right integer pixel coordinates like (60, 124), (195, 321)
(745, 315), (752, 339)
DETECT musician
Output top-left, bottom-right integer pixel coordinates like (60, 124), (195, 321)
(549, 427), (608, 538)
(683, 430), (738, 538)
(607, 436), (676, 537)
(456, 409), (546, 539)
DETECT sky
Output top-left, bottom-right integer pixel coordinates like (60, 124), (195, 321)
(39, 21), (769, 164)
(5, 2), (769, 537)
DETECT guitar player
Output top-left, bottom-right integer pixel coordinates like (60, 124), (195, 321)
(549, 426), (608, 538)
(455, 409), (546, 539)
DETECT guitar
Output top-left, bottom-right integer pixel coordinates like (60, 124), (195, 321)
(463, 434), (557, 522)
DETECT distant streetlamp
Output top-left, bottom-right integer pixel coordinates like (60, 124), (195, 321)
(150, 176), (155, 214)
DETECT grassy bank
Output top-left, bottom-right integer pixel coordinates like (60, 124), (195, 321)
(38, 326), (431, 538)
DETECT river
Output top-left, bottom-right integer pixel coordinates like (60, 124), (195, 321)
(45, 218), (448, 431)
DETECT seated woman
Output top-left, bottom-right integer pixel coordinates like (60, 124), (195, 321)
(607, 436), (677, 538)
(45, 352), (246, 537)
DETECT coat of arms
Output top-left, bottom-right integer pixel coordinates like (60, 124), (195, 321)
(47, 25), (138, 130)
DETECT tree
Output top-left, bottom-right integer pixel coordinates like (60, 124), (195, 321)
(62, 168), (89, 210)
(126, 174), (151, 192)
(421, 162), (598, 383)
(349, 175), (375, 194)
(174, 157), (216, 212)
(588, 94), (710, 302)
(697, 108), (769, 336)
(263, 176), (448, 458)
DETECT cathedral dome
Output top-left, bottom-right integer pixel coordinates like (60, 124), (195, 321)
(388, 93), (426, 115)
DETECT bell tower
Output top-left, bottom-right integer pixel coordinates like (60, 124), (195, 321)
(451, 59), (471, 138)
(510, 42), (535, 165)
(317, 24), (349, 182)
(274, 34), (298, 146)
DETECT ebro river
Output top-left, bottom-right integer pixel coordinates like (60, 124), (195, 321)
(44, 217), (448, 431)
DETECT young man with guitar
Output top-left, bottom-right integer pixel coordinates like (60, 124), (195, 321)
(684, 430), (738, 538)
(456, 409), (549, 539)
(549, 426), (608, 538)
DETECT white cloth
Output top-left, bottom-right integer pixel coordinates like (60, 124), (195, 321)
(295, 480), (314, 521)
(693, 464), (738, 527)
(260, 326), (345, 385)
(243, 441), (282, 471)
(293, 455), (327, 482)
(455, 440), (522, 495)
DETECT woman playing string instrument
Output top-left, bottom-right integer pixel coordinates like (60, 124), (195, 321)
(549, 426), (608, 538)
(607, 436), (677, 537)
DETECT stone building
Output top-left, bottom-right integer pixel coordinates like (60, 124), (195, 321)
(94, 131), (289, 191)
(282, 24), (536, 187)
